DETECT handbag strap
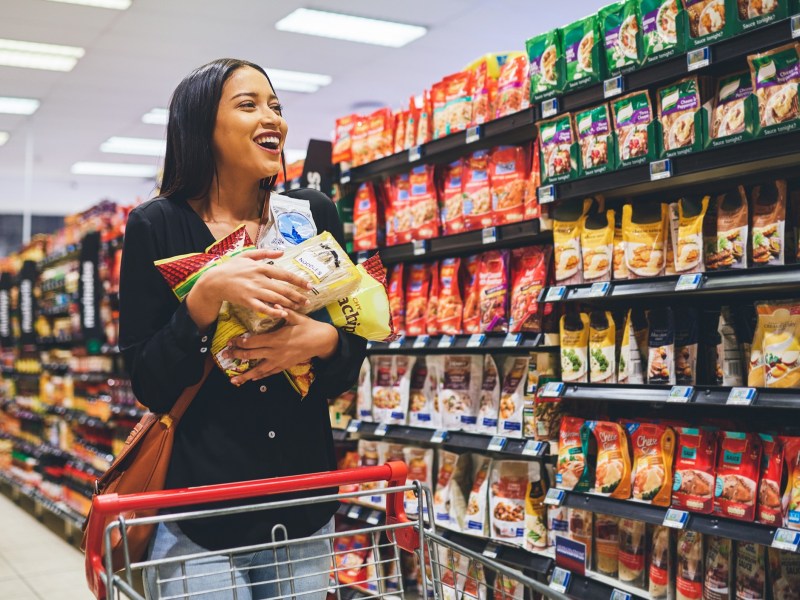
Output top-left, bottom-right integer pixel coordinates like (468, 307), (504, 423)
(165, 356), (214, 426)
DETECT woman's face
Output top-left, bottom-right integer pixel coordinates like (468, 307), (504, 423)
(212, 66), (288, 182)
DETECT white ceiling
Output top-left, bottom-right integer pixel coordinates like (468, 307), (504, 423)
(0, 0), (606, 215)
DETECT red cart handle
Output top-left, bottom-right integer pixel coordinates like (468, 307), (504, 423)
(86, 462), (412, 599)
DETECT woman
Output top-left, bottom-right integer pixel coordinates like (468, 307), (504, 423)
(119, 58), (366, 599)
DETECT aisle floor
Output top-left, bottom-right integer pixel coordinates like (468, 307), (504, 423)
(0, 493), (93, 599)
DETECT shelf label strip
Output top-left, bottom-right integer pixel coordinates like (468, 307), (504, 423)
(544, 286), (567, 302)
(675, 273), (702, 291)
(687, 46), (711, 71)
(589, 281), (610, 297)
(374, 423), (390, 437)
(346, 420), (362, 433)
(412, 335), (430, 349)
(549, 567), (571, 594)
(540, 382), (565, 398)
(522, 439), (547, 457)
(409, 146), (422, 162)
(466, 125), (482, 144)
(610, 589), (632, 600)
(544, 488), (566, 506)
(503, 333), (522, 348)
(772, 528), (800, 552)
(412, 239), (428, 256)
(430, 429), (449, 444)
(438, 335), (455, 349)
(727, 387), (757, 406)
(663, 508), (689, 529)
(466, 333), (486, 348)
(388, 335), (405, 350)
(482, 226), (497, 245)
(541, 98), (559, 119)
(487, 436), (508, 452)
(650, 158), (672, 181)
(538, 184), (556, 205)
(793, 14), (800, 39)
(668, 386), (695, 403)
(603, 75), (624, 99)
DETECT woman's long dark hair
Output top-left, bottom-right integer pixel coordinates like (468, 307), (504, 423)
(160, 58), (284, 202)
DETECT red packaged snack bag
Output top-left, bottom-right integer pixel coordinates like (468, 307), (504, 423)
(471, 61), (492, 126)
(524, 142), (541, 221)
(409, 165), (438, 241)
(351, 116), (370, 167)
(438, 257), (463, 335)
(416, 90), (432, 147)
(441, 159), (465, 235)
(713, 431), (762, 522)
(426, 261), (440, 336)
(353, 182), (378, 251)
(432, 80), (448, 140)
(462, 254), (482, 334)
(495, 55), (528, 119)
(332, 114), (356, 165)
(780, 436), (800, 530)
(478, 250), (510, 333)
(509, 246), (552, 333)
(756, 433), (784, 526)
(367, 108), (393, 163)
(673, 427), (718, 513)
(405, 263), (430, 337)
(393, 173), (413, 245)
(445, 70), (473, 136)
(463, 150), (492, 231)
(404, 97), (419, 150)
(490, 145), (527, 226)
(393, 111), (407, 155)
(388, 263), (405, 335)
(380, 178), (396, 247)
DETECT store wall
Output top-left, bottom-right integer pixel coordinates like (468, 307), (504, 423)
(0, 214), (64, 256)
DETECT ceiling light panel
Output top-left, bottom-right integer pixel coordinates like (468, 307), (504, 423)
(142, 107), (168, 125)
(0, 132), (9, 147)
(71, 162), (158, 177)
(45, 0), (132, 9)
(275, 8), (427, 47)
(267, 68), (332, 94)
(0, 38), (85, 72)
(100, 136), (166, 156)
(0, 96), (40, 115)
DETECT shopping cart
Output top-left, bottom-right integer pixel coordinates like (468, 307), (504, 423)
(85, 461), (569, 600)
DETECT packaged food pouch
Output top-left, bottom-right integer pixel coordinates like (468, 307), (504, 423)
(432, 81), (448, 141)
(626, 422), (676, 506)
(735, 542), (767, 600)
(371, 355), (411, 425)
(548, 506), (569, 547)
(351, 116), (369, 167)
(582, 420), (633, 499)
(618, 518), (647, 589)
(409, 357), (437, 429)
(477, 355), (501, 435)
(493, 573), (525, 600)
(497, 356), (528, 439)
(416, 89), (432, 147)
(442, 451), (474, 532)
(582, 206), (614, 282)
(405, 263), (430, 337)
(706, 186), (748, 270)
(557, 416), (589, 496)
(440, 355), (482, 432)
(641, 0), (683, 61)
(525, 474), (548, 551)
(712, 72), (752, 139)
(357, 358), (373, 422)
(618, 308), (645, 384)
(756, 433), (784, 526)
(490, 146), (526, 226)
(465, 455), (492, 536)
(526, 29), (562, 98)
(673, 427), (718, 513)
(471, 61), (492, 127)
(462, 254), (482, 334)
(393, 173), (413, 244)
(683, 0), (728, 38)
(367, 107), (394, 162)
(533, 379), (564, 442)
(489, 461), (536, 546)
(658, 76), (703, 152)
(393, 110), (407, 155)
(405, 96), (420, 150)
(749, 299), (800, 389)
(478, 250), (510, 333)
(613, 210), (629, 280)
(561, 311), (591, 383)
(463, 150), (493, 231)
(675, 195), (709, 272)
(439, 547), (469, 600)
(751, 179), (787, 266)
(388, 263), (405, 336)
(524, 143), (542, 221)
(554, 197), (592, 285)
(590, 310), (617, 383)
(442, 160), (466, 236)
(401, 446), (433, 519)
(748, 42), (800, 128)
(426, 261), (440, 336)
(702, 307), (744, 386)
(612, 90), (654, 164)
(701, 535), (733, 600)
(562, 14), (602, 89)
(332, 114), (356, 165)
(601, 0), (641, 74)
(539, 114), (577, 182)
(675, 307), (699, 385)
(434, 450), (459, 528)
(769, 547), (800, 600)
(438, 257), (463, 335)
(623, 201), (668, 278)
(713, 431), (762, 522)
(595, 514), (620, 577)
(495, 55), (528, 119)
(780, 436), (800, 530)
(647, 307), (676, 385)
(409, 165), (439, 241)
(666, 201), (679, 276)
(444, 70), (473, 136)
(568, 508), (594, 568)
(358, 439), (384, 506)
(675, 530), (704, 600)
(509, 246), (551, 333)
(649, 525), (673, 599)
(461, 560), (488, 600)
(575, 104), (614, 174)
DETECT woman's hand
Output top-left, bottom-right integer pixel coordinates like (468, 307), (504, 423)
(222, 310), (340, 386)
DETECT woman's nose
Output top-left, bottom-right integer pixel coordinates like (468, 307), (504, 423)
(260, 108), (281, 126)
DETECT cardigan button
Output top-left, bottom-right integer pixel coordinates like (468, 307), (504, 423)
(201, 335), (208, 343)
(200, 347), (208, 354)
(259, 385), (268, 393)
(268, 431), (276, 439)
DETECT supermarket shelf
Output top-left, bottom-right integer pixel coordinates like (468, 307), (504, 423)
(566, 570), (650, 600)
(0, 471), (85, 530)
(356, 219), (551, 265)
(367, 332), (557, 355)
(38, 246), (80, 269)
(439, 529), (554, 577)
(336, 501), (387, 526)
(543, 263), (800, 304)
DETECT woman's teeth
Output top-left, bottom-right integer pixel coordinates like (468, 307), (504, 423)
(254, 134), (280, 149)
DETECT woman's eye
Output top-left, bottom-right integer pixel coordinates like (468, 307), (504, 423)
(239, 101), (256, 109)
(270, 104), (284, 115)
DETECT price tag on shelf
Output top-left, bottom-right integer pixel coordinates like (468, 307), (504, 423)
(466, 334), (486, 348)
(438, 335), (455, 349)
(347, 505), (363, 520)
(413, 335), (430, 349)
(603, 75), (624, 99)
(549, 567), (571, 594)
(668, 386), (695, 403)
(540, 382), (565, 398)
(544, 488), (566, 506)
(727, 387), (757, 406)
(430, 429), (449, 444)
(538, 184), (556, 205)
(389, 335), (405, 350)
(340, 170), (351, 185)
(772, 528), (800, 552)
(482, 543), (500, 559)
(409, 146), (422, 162)
(650, 158), (672, 181)
(346, 420), (362, 434)
(541, 98), (559, 119)
(687, 46), (711, 71)
(675, 273), (702, 291)
(413, 239), (428, 256)
(503, 333), (522, 348)
(487, 436), (508, 452)
(366, 341), (374, 350)
(355, 251), (370, 264)
(366, 510), (383, 526)
(466, 125), (482, 144)
(792, 14), (800, 38)
(374, 423), (390, 437)
(588, 281), (611, 297)
(610, 589), (632, 600)
(663, 508), (689, 529)
(544, 286), (567, 302)
(522, 440), (547, 457)
(482, 226), (497, 245)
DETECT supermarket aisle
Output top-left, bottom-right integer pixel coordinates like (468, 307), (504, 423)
(0, 494), (93, 600)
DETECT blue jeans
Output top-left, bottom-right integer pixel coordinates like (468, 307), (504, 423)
(144, 518), (334, 600)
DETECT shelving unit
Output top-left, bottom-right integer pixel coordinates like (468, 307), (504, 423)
(367, 332), (556, 355)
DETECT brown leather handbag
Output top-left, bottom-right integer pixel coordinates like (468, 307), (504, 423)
(81, 358), (212, 572)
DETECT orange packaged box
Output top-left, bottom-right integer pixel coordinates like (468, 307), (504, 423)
(462, 254), (482, 334)
(392, 173), (413, 245)
(444, 70), (474, 136)
(582, 420), (632, 499)
(625, 422), (676, 507)
(351, 116), (370, 167)
(367, 108), (394, 164)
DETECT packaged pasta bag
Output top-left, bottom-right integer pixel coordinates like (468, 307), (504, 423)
(626, 422), (676, 506)
(649, 525), (674, 599)
(403, 446), (434, 518)
(405, 263), (430, 337)
(647, 307), (676, 385)
(388, 263), (405, 336)
(477, 355), (501, 435)
(676, 530), (704, 600)
(582, 206), (614, 282)
(557, 416), (590, 491)
(332, 114), (356, 165)
(463, 150), (493, 231)
(353, 182), (378, 251)
(594, 514), (621, 577)
(478, 250), (510, 333)
(441, 159), (466, 235)
(490, 145), (526, 226)
(748, 299), (800, 389)
(713, 431), (762, 522)
(735, 542), (767, 600)
(600, 0), (642, 75)
(525, 472), (548, 551)
(562, 14), (602, 90)
(618, 308), (646, 384)
(357, 358), (373, 422)
(526, 29), (562, 99)
(409, 357), (437, 429)
(768, 547), (800, 600)
(706, 186), (749, 270)
(575, 103), (614, 175)
(780, 436), (800, 530)
(445, 70), (473, 136)
(426, 261), (440, 336)
(561, 311), (591, 383)
(371, 355), (411, 425)
(434, 450), (459, 529)
(658, 76), (703, 153)
(641, 0), (683, 62)
(751, 179), (787, 266)
(409, 165), (439, 241)
(675, 307), (700, 385)
(756, 433), (784, 526)
(618, 519), (647, 589)
(675, 194), (709, 272)
(351, 115), (369, 167)
(498, 356), (528, 438)
(590, 310), (617, 384)
(523, 141), (541, 221)
(438, 258), (463, 335)
(393, 173), (413, 245)
(623, 201), (668, 278)
(554, 197), (591, 285)
(509, 246), (551, 333)
(582, 420), (633, 499)
(462, 254), (482, 334)
(711, 71), (752, 139)
(748, 43), (800, 129)
(539, 114), (577, 183)
(440, 356), (482, 431)
(613, 209), (629, 280)
(495, 55), (528, 119)
(673, 427), (718, 513)
(612, 90), (654, 165)
(465, 455), (492, 536)
(471, 60), (492, 126)
(489, 461), (537, 546)
(683, 0), (728, 40)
